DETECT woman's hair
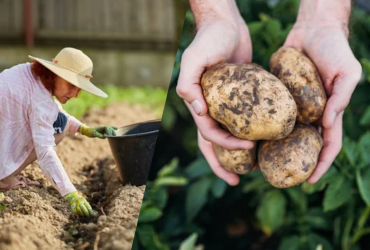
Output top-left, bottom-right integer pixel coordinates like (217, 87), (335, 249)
(30, 60), (56, 93)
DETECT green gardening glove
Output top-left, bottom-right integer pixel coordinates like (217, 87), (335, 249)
(65, 191), (95, 216)
(80, 124), (117, 139)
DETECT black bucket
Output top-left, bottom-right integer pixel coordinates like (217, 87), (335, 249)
(105, 119), (161, 186)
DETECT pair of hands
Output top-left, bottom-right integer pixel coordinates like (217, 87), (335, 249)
(177, 9), (361, 186)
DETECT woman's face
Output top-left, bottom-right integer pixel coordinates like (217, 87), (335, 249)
(54, 76), (81, 104)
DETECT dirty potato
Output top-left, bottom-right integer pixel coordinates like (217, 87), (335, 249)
(258, 123), (323, 188)
(201, 63), (297, 140)
(270, 47), (327, 124)
(213, 142), (257, 174)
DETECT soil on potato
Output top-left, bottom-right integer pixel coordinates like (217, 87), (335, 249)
(0, 103), (159, 250)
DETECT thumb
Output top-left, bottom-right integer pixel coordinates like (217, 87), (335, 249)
(322, 73), (360, 129)
(176, 49), (209, 116)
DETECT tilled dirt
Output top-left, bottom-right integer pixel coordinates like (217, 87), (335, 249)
(0, 103), (160, 250)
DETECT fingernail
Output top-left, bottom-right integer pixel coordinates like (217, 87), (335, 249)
(331, 112), (337, 127)
(191, 100), (202, 115)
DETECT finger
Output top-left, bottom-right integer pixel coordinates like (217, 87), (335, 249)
(106, 127), (114, 136)
(95, 131), (105, 139)
(198, 130), (240, 186)
(80, 203), (90, 216)
(112, 126), (118, 130)
(85, 203), (95, 216)
(307, 111), (343, 184)
(186, 101), (254, 150)
(76, 205), (83, 216)
(322, 64), (361, 129)
(176, 48), (208, 116)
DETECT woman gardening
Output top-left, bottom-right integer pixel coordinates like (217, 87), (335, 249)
(0, 47), (117, 217)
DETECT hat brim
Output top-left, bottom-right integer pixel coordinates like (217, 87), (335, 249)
(28, 55), (108, 98)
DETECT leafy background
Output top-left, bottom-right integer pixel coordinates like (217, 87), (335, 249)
(134, 0), (370, 249)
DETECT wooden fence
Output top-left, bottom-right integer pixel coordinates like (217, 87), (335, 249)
(0, 0), (186, 49)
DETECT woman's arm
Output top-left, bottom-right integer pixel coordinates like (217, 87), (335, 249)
(30, 100), (77, 196)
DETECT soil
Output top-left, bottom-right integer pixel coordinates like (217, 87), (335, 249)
(0, 103), (160, 250)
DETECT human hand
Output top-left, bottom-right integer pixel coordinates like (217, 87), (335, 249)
(64, 191), (95, 216)
(79, 124), (117, 139)
(177, 0), (254, 185)
(284, 17), (361, 183)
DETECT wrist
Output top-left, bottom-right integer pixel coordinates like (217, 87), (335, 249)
(79, 124), (88, 133)
(190, 0), (241, 30)
(295, 0), (351, 37)
(65, 191), (78, 200)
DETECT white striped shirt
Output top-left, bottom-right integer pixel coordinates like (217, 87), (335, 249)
(0, 63), (81, 196)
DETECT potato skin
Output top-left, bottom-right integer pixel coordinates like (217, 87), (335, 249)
(258, 123), (323, 188)
(270, 47), (327, 124)
(201, 63), (297, 140)
(213, 143), (257, 174)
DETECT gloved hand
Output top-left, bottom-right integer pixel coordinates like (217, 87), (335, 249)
(65, 191), (95, 216)
(79, 124), (117, 139)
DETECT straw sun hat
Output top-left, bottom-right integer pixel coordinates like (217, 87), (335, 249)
(28, 47), (107, 98)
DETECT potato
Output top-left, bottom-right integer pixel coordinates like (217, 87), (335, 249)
(213, 142), (257, 174)
(270, 47), (327, 124)
(258, 123), (323, 188)
(201, 62), (297, 140)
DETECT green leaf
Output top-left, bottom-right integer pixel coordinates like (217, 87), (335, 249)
(0, 205), (6, 210)
(361, 58), (370, 82)
(138, 207), (162, 223)
(302, 180), (327, 194)
(301, 167), (337, 194)
(305, 208), (331, 230)
(185, 158), (213, 179)
(186, 177), (213, 221)
(137, 224), (170, 250)
(307, 233), (333, 250)
(257, 190), (286, 236)
(144, 188), (168, 209)
(154, 176), (188, 187)
(248, 22), (264, 36)
(356, 168), (370, 205)
(285, 187), (307, 214)
(342, 137), (359, 167)
(243, 177), (272, 193)
(358, 132), (370, 167)
(158, 158), (179, 177)
(323, 175), (352, 212)
(278, 235), (300, 250)
(179, 233), (198, 250)
(211, 177), (227, 198)
(359, 106), (370, 126)
(140, 201), (150, 210)
(161, 105), (177, 131)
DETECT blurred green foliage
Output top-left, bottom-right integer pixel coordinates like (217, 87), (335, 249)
(62, 85), (167, 119)
(136, 1), (370, 249)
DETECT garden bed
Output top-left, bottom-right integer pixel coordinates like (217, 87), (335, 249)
(0, 103), (159, 250)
